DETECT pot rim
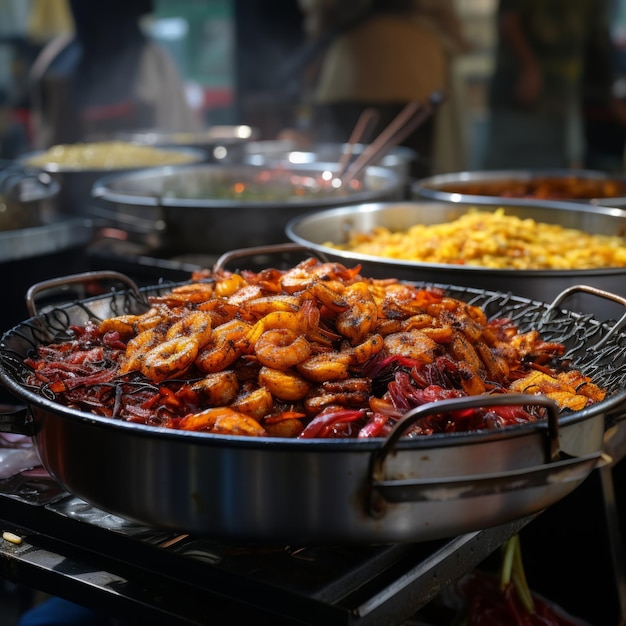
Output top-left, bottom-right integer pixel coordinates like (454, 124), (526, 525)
(285, 200), (626, 277)
(91, 162), (402, 209)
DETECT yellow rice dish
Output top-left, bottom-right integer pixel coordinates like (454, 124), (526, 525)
(25, 141), (198, 170)
(326, 208), (626, 270)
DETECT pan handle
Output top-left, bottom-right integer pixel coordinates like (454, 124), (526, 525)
(25, 271), (144, 318)
(369, 451), (601, 508)
(213, 243), (322, 272)
(544, 284), (626, 349)
(367, 394), (561, 516)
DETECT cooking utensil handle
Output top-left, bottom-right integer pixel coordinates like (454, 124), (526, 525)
(0, 407), (34, 436)
(545, 284), (626, 348)
(213, 243), (318, 272)
(370, 451), (601, 506)
(25, 271), (144, 318)
(367, 394), (561, 515)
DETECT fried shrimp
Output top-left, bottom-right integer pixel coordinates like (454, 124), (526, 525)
(383, 331), (438, 362)
(196, 319), (251, 373)
(258, 366), (311, 400)
(179, 406), (267, 436)
(296, 351), (352, 382)
(165, 310), (213, 347)
(149, 282), (215, 306)
(140, 336), (199, 381)
(346, 333), (384, 364)
(188, 370), (240, 405)
(119, 327), (165, 374)
(98, 308), (164, 335)
(254, 329), (312, 369)
(335, 282), (378, 344)
(230, 386), (274, 420)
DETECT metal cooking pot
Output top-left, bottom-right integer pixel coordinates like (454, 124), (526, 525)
(0, 266), (624, 544)
(20, 145), (207, 216)
(411, 169), (626, 208)
(285, 201), (626, 321)
(0, 162), (60, 231)
(91, 163), (404, 255)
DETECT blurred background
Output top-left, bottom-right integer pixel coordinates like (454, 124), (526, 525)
(0, 0), (528, 170)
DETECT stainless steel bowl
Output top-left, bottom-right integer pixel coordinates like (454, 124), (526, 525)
(285, 200), (626, 320)
(411, 169), (626, 208)
(92, 162), (404, 254)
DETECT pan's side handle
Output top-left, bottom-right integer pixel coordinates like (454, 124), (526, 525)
(25, 271), (144, 318)
(213, 243), (323, 272)
(544, 285), (626, 349)
(366, 393), (561, 518)
(0, 407), (35, 436)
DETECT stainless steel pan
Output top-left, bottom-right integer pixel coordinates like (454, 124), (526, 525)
(285, 201), (626, 321)
(411, 168), (626, 208)
(0, 261), (625, 544)
(90, 163), (404, 254)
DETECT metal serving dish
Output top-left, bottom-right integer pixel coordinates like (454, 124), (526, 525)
(91, 162), (403, 255)
(412, 169), (626, 208)
(285, 201), (626, 321)
(0, 266), (625, 544)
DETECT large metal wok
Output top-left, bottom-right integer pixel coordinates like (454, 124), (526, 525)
(411, 168), (626, 208)
(0, 260), (625, 545)
(285, 201), (626, 321)
(90, 162), (403, 255)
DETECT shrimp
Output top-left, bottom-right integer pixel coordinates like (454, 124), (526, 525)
(254, 329), (312, 369)
(119, 327), (165, 374)
(231, 385), (274, 421)
(296, 351), (352, 382)
(98, 307), (165, 335)
(335, 281), (378, 344)
(179, 406), (267, 436)
(346, 333), (384, 364)
(280, 258), (362, 292)
(304, 378), (372, 413)
(165, 310), (213, 347)
(376, 314), (434, 336)
(140, 336), (199, 381)
(149, 282), (215, 306)
(195, 319), (252, 373)
(383, 331), (438, 363)
(214, 273), (247, 297)
(241, 294), (301, 317)
(188, 370), (240, 405)
(258, 366), (311, 401)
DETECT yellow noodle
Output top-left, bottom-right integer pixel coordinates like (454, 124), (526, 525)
(326, 207), (626, 270)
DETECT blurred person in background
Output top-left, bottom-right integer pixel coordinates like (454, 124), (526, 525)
(581, 0), (626, 172)
(482, 0), (609, 170)
(28, 0), (201, 150)
(284, 0), (471, 178)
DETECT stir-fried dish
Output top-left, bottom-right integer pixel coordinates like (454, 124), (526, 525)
(22, 259), (605, 439)
(326, 208), (626, 270)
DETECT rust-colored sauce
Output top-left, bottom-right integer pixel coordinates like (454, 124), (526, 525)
(437, 177), (626, 200)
